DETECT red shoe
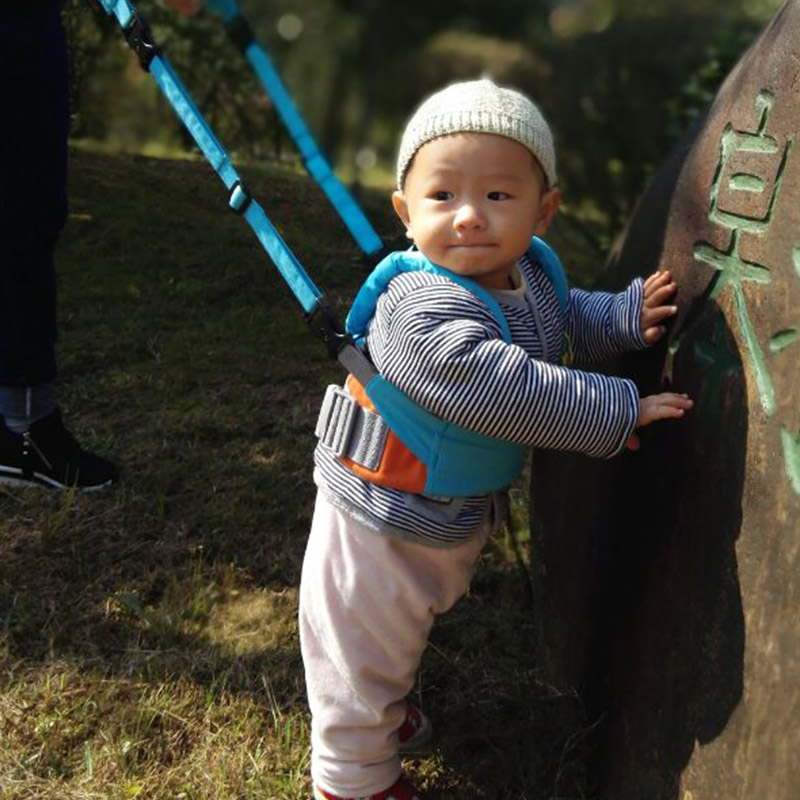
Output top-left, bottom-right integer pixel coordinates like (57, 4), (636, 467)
(313, 776), (422, 800)
(397, 701), (432, 753)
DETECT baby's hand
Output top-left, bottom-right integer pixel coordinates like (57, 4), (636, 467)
(626, 392), (693, 451)
(641, 270), (678, 345)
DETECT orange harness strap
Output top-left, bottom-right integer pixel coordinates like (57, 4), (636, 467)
(337, 375), (429, 495)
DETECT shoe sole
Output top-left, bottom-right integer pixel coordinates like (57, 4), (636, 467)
(0, 467), (115, 492)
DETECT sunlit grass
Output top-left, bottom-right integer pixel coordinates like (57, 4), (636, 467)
(0, 149), (596, 799)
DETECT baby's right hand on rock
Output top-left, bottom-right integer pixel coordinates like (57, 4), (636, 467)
(626, 392), (693, 451)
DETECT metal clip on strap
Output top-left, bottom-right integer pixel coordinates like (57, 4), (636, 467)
(229, 180), (252, 215)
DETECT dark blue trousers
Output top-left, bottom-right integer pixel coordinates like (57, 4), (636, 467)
(0, 6), (69, 387)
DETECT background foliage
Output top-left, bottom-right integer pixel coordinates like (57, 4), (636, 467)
(65, 0), (782, 245)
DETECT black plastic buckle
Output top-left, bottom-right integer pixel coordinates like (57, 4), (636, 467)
(123, 12), (161, 71)
(225, 14), (256, 52)
(229, 180), (253, 216)
(305, 299), (352, 361)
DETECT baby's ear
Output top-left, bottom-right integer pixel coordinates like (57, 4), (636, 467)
(533, 187), (562, 237)
(392, 191), (411, 233)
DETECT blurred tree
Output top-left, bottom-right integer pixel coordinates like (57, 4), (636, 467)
(328, 0), (551, 180)
(536, 14), (762, 246)
(324, 0), (775, 243)
(64, 0), (782, 246)
(65, 0), (280, 156)
(64, 0), (129, 141)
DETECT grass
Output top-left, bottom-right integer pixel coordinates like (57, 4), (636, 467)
(0, 148), (599, 799)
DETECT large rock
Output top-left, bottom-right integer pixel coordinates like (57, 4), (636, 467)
(530, 2), (800, 798)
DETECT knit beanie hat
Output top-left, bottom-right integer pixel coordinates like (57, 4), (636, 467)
(396, 78), (557, 190)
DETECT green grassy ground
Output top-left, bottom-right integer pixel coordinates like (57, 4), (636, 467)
(0, 150), (597, 799)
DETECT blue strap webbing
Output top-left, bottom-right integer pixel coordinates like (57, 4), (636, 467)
(346, 250), (514, 345)
(206, 0), (384, 257)
(93, 0), (323, 316)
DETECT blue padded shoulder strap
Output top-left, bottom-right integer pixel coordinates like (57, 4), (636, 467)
(346, 250), (513, 344)
(528, 236), (569, 315)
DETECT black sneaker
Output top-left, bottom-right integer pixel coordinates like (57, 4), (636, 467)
(0, 408), (118, 490)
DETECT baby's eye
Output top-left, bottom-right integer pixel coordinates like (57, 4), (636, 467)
(487, 191), (511, 201)
(431, 190), (453, 201)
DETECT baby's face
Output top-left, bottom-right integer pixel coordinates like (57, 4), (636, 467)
(393, 133), (560, 289)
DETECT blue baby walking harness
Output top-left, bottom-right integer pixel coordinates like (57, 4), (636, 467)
(92, 0), (570, 497)
(315, 240), (569, 497)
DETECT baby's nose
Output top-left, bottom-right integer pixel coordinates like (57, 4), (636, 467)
(453, 202), (486, 229)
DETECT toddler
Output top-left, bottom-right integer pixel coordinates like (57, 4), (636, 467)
(300, 78), (691, 800)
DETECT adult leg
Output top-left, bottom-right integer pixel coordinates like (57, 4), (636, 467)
(0, 7), (66, 393)
(299, 493), (489, 797)
(0, 7), (117, 489)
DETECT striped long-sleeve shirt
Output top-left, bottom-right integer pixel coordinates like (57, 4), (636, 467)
(314, 250), (646, 547)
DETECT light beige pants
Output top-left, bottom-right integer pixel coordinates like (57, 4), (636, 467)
(299, 492), (490, 797)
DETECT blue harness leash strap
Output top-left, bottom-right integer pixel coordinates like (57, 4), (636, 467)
(206, 0), (384, 257)
(92, 0), (323, 317)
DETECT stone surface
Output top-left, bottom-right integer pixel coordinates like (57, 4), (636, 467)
(529, 3), (800, 798)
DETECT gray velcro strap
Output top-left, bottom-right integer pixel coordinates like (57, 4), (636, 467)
(315, 385), (357, 456)
(315, 384), (389, 470)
